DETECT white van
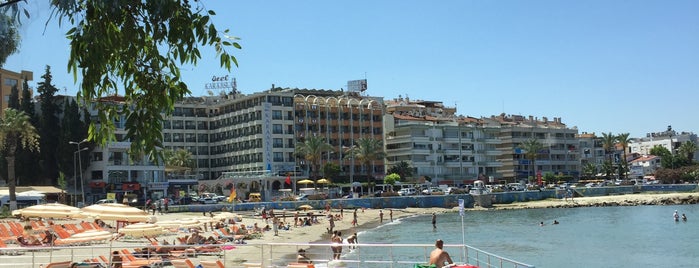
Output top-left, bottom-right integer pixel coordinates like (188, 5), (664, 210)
(95, 199), (118, 204)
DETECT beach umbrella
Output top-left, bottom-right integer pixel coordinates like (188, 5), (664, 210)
(55, 230), (114, 245)
(298, 179), (314, 185)
(118, 223), (165, 238)
(81, 203), (153, 222)
(155, 218), (202, 229)
(298, 204), (313, 211)
(12, 203), (84, 219)
(316, 178), (331, 184)
(213, 212), (242, 221)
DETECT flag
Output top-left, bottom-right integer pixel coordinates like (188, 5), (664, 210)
(285, 176), (291, 185)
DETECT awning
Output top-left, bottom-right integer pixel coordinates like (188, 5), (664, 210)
(122, 183), (141, 191)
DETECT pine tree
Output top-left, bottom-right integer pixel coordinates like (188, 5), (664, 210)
(37, 65), (61, 185)
(15, 77), (41, 184)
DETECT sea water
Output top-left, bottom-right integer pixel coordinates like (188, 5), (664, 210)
(355, 204), (699, 268)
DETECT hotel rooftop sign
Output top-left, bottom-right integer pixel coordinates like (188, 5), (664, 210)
(206, 75), (235, 89)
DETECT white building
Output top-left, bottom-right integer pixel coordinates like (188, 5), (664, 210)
(628, 155), (661, 179)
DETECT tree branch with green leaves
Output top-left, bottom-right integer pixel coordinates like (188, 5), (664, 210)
(50, 0), (241, 162)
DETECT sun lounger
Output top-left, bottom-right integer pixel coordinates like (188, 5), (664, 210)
(44, 261), (73, 268)
(171, 259), (196, 268)
(120, 248), (163, 267)
(287, 263), (315, 268)
(199, 260), (225, 268)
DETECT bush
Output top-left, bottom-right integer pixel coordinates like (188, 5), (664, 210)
(381, 191), (399, 197)
(308, 194), (327, 200)
(450, 189), (467, 194)
(280, 196), (296, 201)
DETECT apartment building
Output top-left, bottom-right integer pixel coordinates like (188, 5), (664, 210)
(630, 129), (697, 157)
(80, 83), (387, 202)
(83, 95), (167, 203)
(489, 115), (580, 182)
(292, 89), (385, 184)
(0, 68), (33, 115)
(383, 96), (502, 185)
(577, 132), (606, 176)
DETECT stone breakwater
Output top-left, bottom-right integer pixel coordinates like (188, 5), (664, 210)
(491, 193), (699, 210)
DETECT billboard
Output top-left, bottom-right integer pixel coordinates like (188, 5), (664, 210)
(347, 79), (367, 92)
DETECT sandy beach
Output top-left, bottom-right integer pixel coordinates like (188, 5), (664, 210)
(3, 191), (697, 267)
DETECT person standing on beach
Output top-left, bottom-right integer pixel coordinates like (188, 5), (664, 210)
(328, 215), (335, 233)
(379, 210), (384, 223)
(331, 231), (343, 260)
(272, 216), (279, 236)
(389, 209), (393, 222)
(347, 232), (358, 250)
(163, 197), (169, 213)
(294, 211), (299, 227)
(352, 208), (358, 226)
(432, 212), (437, 229)
(428, 239), (453, 267)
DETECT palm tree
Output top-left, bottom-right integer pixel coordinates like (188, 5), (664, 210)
(678, 141), (697, 163)
(345, 138), (384, 194)
(601, 132), (617, 179)
(0, 108), (40, 211)
(165, 148), (194, 171)
(295, 136), (334, 181)
(616, 133), (631, 179)
(520, 138), (544, 184)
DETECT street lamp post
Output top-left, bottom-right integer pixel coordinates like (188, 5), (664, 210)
(70, 139), (88, 206)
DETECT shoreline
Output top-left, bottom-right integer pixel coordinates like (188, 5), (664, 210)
(484, 192), (699, 210)
(4, 192), (698, 267)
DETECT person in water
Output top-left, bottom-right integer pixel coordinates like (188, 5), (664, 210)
(682, 213), (687, 221)
(673, 210), (680, 221)
(553, 220), (559, 225)
(428, 239), (454, 267)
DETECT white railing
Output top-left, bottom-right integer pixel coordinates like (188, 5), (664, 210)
(0, 242), (534, 268)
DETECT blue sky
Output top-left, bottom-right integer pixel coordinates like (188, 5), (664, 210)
(4, 0), (698, 139)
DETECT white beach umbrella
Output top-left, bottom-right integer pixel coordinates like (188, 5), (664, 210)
(81, 203), (153, 222)
(118, 223), (165, 238)
(12, 203), (84, 219)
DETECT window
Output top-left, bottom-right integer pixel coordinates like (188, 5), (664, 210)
(273, 138), (283, 148)
(272, 110), (282, 120)
(273, 124), (283, 134)
(273, 152), (284, 162)
(4, 78), (17, 87)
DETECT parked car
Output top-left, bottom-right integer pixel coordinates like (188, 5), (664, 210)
(199, 196), (218, 204)
(295, 193), (308, 201)
(398, 188), (417, 196)
(214, 195), (227, 202)
(248, 193), (262, 202)
(373, 190), (384, 197)
(95, 199), (117, 204)
(507, 183), (525, 191)
(422, 187), (445, 195)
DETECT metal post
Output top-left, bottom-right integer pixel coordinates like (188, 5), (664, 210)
(78, 148), (85, 205)
(70, 139), (88, 206)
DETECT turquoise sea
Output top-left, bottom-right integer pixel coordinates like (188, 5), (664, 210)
(354, 204), (699, 268)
